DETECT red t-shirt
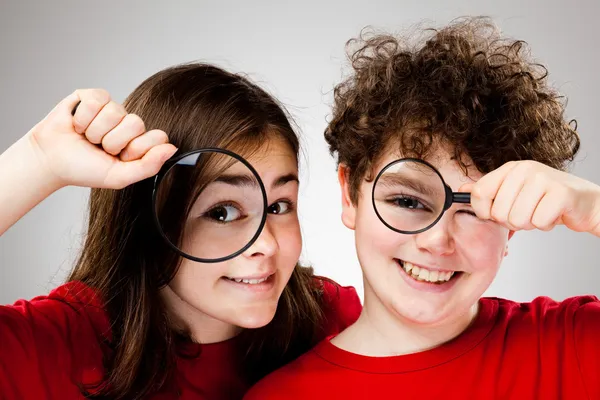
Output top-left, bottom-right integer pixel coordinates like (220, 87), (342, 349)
(244, 295), (600, 399)
(0, 278), (361, 399)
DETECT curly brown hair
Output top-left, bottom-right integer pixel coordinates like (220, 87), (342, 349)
(325, 16), (580, 204)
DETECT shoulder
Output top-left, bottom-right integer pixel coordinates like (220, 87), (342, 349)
(1, 280), (111, 354)
(0, 281), (110, 393)
(484, 295), (600, 340)
(490, 295), (599, 321)
(313, 276), (362, 335)
(3, 280), (109, 333)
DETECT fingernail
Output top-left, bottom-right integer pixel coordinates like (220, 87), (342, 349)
(163, 148), (177, 162)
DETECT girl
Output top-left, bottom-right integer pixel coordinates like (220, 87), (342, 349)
(0, 63), (361, 399)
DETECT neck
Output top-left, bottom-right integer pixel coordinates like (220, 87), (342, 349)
(161, 285), (242, 344)
(334, 284), (478, 357)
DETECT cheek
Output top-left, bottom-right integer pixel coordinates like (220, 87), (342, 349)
(456, 223), (509, 271)
(275, 215), (302, 265)
(168, 259), (226, 302)
(354, 201), (410, 261)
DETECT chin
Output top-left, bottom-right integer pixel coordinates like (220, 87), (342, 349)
(389, 298), (453, 326)
(232, 305), (278, 329)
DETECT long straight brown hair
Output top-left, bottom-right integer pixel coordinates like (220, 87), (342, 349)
(68, 63), (325, 399)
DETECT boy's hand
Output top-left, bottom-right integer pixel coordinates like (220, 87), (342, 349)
(460, 161), (600, 237)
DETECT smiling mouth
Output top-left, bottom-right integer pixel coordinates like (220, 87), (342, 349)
(395, 259), (463, 284)
(223, 274), (274, 285)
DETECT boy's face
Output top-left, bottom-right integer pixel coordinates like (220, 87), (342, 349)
(340, 145), (513, 326)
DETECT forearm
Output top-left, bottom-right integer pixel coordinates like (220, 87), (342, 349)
(0, 134), (63, 236)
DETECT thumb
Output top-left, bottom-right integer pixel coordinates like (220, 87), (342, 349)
(50, 91), (81, 122)
(458, 182), (475, 194)
(106, 144), (178, 189)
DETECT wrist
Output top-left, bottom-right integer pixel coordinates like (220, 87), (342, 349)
(590, 186), (600, 238)
(22, 132), (67, 194)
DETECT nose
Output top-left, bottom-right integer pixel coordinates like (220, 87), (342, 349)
(414, 213), (455, 256)
(242, 219), (279, 259)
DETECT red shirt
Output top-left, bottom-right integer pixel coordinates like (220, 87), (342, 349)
(0, 279), (361, 399)
(244, 296), (600, 400)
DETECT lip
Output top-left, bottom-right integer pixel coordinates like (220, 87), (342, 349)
(396, 259), (463, 293)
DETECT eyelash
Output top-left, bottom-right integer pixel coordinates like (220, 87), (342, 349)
(386, 194), (433, 212)
(268, 199), (295, 215)
(458, 209), (477, 217)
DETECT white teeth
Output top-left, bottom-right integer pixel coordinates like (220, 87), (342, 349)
(429, 270), (439, 281)
(401, 261), (456, 284)
(228, 277), (268, 284)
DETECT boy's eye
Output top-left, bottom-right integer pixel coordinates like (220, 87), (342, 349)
(458, 209), (478, 218)
(388, 196), (430, 211)
(268, 201), (292, 215)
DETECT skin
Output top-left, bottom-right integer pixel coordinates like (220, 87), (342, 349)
(163, 138), (302, 343)
(332, 144), (600, 357)
(0, 89), (303, 344)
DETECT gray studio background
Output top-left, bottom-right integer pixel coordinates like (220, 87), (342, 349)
(1, 0), (599, 304)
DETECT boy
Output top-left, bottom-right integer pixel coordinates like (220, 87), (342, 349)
(244, 17), (600, 399)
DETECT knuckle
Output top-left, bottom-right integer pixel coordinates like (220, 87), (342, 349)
(127, 113), (146, 132)
(154, 129), (169, 143)
(92, 88), (111, 104)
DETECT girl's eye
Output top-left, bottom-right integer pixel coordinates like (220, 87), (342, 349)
(268, 201), (293, 215)
(203, 204), (243, 223)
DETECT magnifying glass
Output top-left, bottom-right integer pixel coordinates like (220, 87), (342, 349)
(152, 148), (268, 263)
(372, 158), (471, 234)
(72, 101), (268, 263)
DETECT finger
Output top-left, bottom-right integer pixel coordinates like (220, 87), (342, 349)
(101, 114), (147, 156)
(85, 101), (126, 144)
(507, 179), (546, 230)
(457, 182), (474, 193)
(469, 162), (519, 220)
(104, 144), (178, 189)
(119, 129), (170, 162)
(531, 191), (563, 231)
(490, 167), (526, 227)
(72, 89), (111, 134)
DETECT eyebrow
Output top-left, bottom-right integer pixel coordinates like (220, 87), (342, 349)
(272, 173), (299, 189)
(377, 174), (440, 197)
(213, 173), (299, 189)
(214, 174), (259, 188)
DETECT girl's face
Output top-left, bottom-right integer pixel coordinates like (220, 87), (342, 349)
(162, 137), (302, 342)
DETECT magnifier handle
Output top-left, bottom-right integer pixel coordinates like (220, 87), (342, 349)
(452, 192), (471, 204)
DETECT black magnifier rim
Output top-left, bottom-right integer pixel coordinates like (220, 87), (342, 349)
(372, 157), (453, 235)
(152, 147), (268, 263)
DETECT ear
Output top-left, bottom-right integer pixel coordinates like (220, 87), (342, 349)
(504, 230), (516, 256)
(338, 164), (357, 230)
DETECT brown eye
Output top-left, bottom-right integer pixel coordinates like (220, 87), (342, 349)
(268, 201), (292, 215)
(203, 204), (242, 223)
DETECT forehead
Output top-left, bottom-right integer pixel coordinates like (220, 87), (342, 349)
(244, 137), (297, 167)
(374, 143), (483, 186)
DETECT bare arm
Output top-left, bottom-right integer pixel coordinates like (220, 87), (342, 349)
(0, 89), (175, 237)
(0, 133), (64, 235)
